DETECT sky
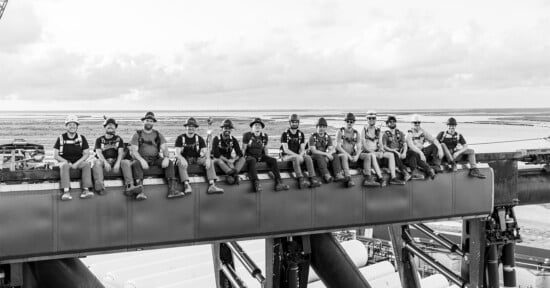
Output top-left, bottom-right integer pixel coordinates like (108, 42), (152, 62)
(1, 0), (550, 111)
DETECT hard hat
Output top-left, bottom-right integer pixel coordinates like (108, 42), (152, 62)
(345, 113), (356, 122)
(103, 117), (118, 128)
(220, 119), (235, 129)
(183, 117), (199, 128)
(289, 114), (300, 122)
(141, 111), (157, 122)
(250, 118), (265, 128)
(366, 111), (377, 117)
(447, 117), (458, 126)
(65, 114), (79, 126)
(411, 114), (422, 123)
(316, 117), (328, 127)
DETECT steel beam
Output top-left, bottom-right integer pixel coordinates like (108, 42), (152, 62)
(461, 219), (487, 288)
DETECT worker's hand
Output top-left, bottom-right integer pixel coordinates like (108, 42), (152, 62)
(140, 159), (149, 170)
(70, 162), (79, 169)
(113, 163), (120, 173)
(327, 153), (334, 161)
(161, 157), (170, 168)
(103, 160), (112, 173)
(400, 152), (407, 160)
(352, 155), (360, 162)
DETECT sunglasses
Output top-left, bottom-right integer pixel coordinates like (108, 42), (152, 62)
(367, 117), (376, 120)
(346, 120), (355, 124)
(413, 122), (421, 124)
(290, 121), (299, 123)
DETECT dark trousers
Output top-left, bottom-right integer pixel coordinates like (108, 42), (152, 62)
(406, 150), (431, 171)
(311, 153), (342, 177)
(246, 155), (280, 181)
(389, 151), (408, 172)
(422, 144), (441, 166)
(131, 156), (175, 181)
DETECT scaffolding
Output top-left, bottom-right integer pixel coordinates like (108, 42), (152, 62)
(0, 0), (8, 20)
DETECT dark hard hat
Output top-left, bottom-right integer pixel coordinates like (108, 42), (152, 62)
(447, 117), (458, 126)
(103, 117), (118, 128)
(183, 117), (199, 127)
(316, 117), (328, 127)
(220, 119), (234, 129)
(249, 117), (265, 128)
(345, 112), (356, 122)
(141, 111), (157, 122)
(289, 114), (300, 122)
(386, 115), (397, 123)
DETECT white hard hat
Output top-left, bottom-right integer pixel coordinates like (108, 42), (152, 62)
(65, 114), (79, 125)
(411, 114), (422, 122)
(366, 110), (377, 117)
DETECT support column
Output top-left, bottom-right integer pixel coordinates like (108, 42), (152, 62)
(461, 219), (487, 288)
(502, 243), (517, 288)
(212, 243), (236, 288)
(388, 225), (421, 288)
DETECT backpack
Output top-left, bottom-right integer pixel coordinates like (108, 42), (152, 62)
(137, 129), (161, 152)
(439, 131), (462, 145)
(247, 132), (268, 149)
(58, 133), (83, 156)
(280, 129), (305, 154)
(181, 133), (201, 154)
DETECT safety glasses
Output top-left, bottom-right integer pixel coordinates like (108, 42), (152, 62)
(346, 120), (355, 124)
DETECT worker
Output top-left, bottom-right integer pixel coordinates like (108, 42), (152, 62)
(436, 117), (486, 178)
(335, 113), (361, 187)
(280, 114), (321, 189)
(405, 114), (440, 180)
(381, 115), (412, 182)
(53, 114), (93, 201)
(212, 119), (246, 185)
(130, 112), (184, 200)
(175, 117), (224, 194)
(243, 118), (290, 192)
(309, 117), (344, 183)
(92, 117), (136, 195)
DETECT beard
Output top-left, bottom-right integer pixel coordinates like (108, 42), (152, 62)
(223, 131), (231, 137)
(388, 124), (396, 129)
(106, 130), (116, 135)
(290, 124), (299, 130)
(144, 124), (153, 131)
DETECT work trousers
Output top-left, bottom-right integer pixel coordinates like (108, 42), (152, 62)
(422, 144), (442, 166)
(131, 156), (175, 181)
(405, 150), (431, 172)
(282, 154), (316, 178)
(59, 161), (92, 189)
(214, 157), (246, 175)
(246, 155), (280, 181)
(311, 153), (341, 177)
(177, 157), (217, 182)
(441, 144), (477, 168)
(92, 158), (133, 190)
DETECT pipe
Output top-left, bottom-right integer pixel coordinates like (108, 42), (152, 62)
(517, 170), (550, 206)
(227, 241), (266, 284)
(24, 258), (105, 288)
(288, 262), (299, 288)
(502, 243), (517, 288)
(220, 263), (247, 288)
(402, 230), (467, 287)
(412, 224), (463, 255)
(487, 245), (499, 288)
(310, 233), (372, 288)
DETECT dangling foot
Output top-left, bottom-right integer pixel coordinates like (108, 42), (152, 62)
(80, 188), (94, 199)
(207, 183), (224, 194)
(61, 188), (72, 201)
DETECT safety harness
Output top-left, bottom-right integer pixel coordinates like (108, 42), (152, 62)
(137, 129), (161, 152)
(58, 133), (83, 156)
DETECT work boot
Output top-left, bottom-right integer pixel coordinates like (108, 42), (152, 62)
(134, 179), (144, 195)
(389, 177), (405, 185)
(411, 169), (425, 180)
(207, 183), (224, 194)
(135, 191), (148, 201)
(345, 176), (355, 188)
(377, 176), (388, 187)
(432, 165), (444, 173)
(298, 177), (309, 189)
(253, 180), (262, 193)
(167, 180), (185, 198)
(323, 174), (333, 183)
(275, 179), (290, 191)
(61, 189), (72, 201)
(334, 172), (345, 182)
(226, 175), (236, 185)
(469, 168), (487, 179)
(310, 176), (321, 188)
(402, 170), (412, 182)
(362, 175), (379, 187)
(80, 188), (94, 199)
(234, 175), (241, 185)
(94, 183), (105, 195)
(428, 168), (437, 180)
(184, 182), (193, 194)
(124, 183), (136, 196)
(451, 162), (458, 172)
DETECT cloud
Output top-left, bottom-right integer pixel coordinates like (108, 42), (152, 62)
(0, 0), (42, 53)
